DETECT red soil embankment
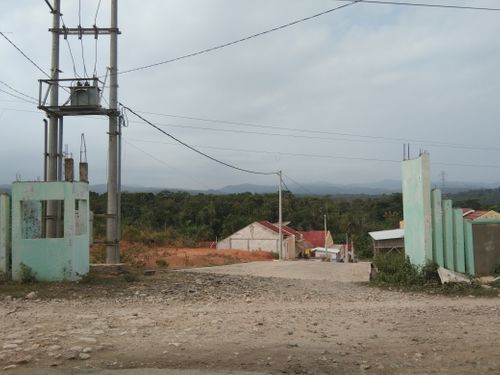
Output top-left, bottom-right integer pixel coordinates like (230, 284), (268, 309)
(91, 242), (273, 269)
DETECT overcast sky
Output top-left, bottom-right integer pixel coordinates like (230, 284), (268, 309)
(1, 0), (500, 191)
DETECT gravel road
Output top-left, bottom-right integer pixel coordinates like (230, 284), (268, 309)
(1, 261), (499, 374)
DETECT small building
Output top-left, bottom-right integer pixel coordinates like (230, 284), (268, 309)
(368, 228), (404, 257)
(311, 247), (341, 262)
(300, 231), (334, 249)
(217, 221), (304, 259)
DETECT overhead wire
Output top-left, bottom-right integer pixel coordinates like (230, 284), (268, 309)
(336, 0), (500, 11)
(0, 79), (38, 102)
(115, 1), (362, 76)
(78, 0), (89, 77)
(282, 173), (316, 195)
(0, 32), (49, 78)
(281, 178), (293, 193)
(60, 15), (80, 78)
(121, 104), (277, 176)
(93, 0), (102, 76)
(136, 110), (500, 152)
(0, 87), (37, 105)
(127, 138), (500, 170)
(124, 140), (213, 190)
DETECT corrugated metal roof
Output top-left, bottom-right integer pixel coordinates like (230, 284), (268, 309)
(368, 228), (404, 241)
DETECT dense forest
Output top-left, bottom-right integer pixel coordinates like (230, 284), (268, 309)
(90, 191), (404, 258)
(89, 188), (500, 258)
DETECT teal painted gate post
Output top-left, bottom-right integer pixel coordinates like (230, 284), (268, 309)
(463, 220), (475, 275)
(442, 200), (455, 270)
(431, 189), (444, 266)
(0, 193), (11, 275)
(453, 208), (466, 273)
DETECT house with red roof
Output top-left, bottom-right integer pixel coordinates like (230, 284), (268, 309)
(299, 230), (333, 249)
(216, 220), (305, 259)
(462, 208), (500, 221)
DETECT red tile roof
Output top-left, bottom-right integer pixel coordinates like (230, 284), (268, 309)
(258, 221), (301, 238)
(463, 210), (489, 221)
(300, 231), (327, 247)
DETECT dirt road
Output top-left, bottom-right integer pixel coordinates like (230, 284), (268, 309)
(1, 261), (499, 374)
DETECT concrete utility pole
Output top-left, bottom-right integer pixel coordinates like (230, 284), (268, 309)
(324, 214), (327, 251)
(278, 171), (283, 260)
(46, 0), (61, 238)
(106, 0), (120, 264)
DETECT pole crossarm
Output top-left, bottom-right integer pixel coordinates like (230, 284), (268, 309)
(49, 27), (121, 36)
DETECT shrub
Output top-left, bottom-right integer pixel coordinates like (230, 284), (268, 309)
(372, 254), (439, 287)
(19, 263), (37, 284)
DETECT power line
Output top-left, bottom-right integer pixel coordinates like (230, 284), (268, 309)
(0, 80), (38, 102)
(93, 0), (103, 76)
(0, 87), (37, 105)
(0, 32), (49, 77)
(78, 0), (89, 77)
(94, 0), (103, 25)
(281, 178), (293, 193)
(123, 139), (213, 190)
(128, 138), (500, 170)
(115, 1), (361, 76)
(282, 173), (316, 195)
(60, 15), (80, 78)
(121, 104), (277, 176)
(130, 114), (500, 153)
(336, 0), (500, 11)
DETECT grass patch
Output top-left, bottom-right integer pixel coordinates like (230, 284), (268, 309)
(371, 254), (499, 297)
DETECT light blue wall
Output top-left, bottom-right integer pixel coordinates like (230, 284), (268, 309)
(0, 193), (11, 274)
(442, 199), (454, 270)
(402, 154), (432, 265)
(453, 208), (466, 273)
(11, 182), (89, 281)
(464, 220), (475, 275)
(431, 189), (444, 267)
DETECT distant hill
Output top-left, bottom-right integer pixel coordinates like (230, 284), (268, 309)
(1, 181), (499, 197)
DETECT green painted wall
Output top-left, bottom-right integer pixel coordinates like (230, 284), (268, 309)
(453, 208), (466, 273)
(464, 220), (475, 275)
(431, 189), (444, 267)
(442, 200), (454, 270)
(402, 154), (432, 265)
(11, 181), (89, 281)
(0, 193), (11, 274)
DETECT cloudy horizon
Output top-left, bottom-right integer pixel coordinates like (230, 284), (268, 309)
(1, 0), (499, 191)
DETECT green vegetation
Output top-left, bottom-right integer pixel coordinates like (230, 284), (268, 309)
(90, 191), (404, 258)
(451, 187), (500, 208)
(372, 255), (439, 286)
(19, 263), (37, 284)
(372, 254), (499, 297)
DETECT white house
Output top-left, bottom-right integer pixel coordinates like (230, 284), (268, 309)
(216, 221), (303, 259)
